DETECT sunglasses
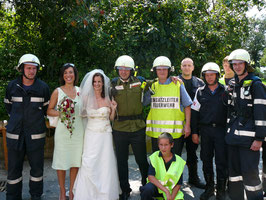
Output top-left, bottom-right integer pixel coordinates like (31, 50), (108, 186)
(63, 63), (75, 68)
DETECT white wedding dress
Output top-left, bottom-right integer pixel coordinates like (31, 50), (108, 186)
(73, 107), (120, 200)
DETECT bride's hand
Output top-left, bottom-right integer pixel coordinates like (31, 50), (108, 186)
(110, 100), (117, 110)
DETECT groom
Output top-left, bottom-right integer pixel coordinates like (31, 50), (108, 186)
(111, 55), (149, 200)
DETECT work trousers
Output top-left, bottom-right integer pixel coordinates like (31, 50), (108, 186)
(6, 146), (44, 200)
(140, 182), (163, 200)
(228, 145), (263, 200)
(200, 126), (227, 180)
(180, 134), (199, 165)
(113, 128), (149, 193)
(262, 142), (266, 194)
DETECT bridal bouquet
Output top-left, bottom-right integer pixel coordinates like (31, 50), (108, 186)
(58, 96), (76, 137)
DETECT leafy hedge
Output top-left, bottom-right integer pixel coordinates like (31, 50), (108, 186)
(0, 0), (265, 120)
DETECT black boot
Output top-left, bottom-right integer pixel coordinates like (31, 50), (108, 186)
(216, 179), (227, 200)
(200, 174), (215, 200)
(188, 164), (206, 189)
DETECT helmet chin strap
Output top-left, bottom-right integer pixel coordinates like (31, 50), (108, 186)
(231, 62), (248, 76)
(22, 68), (36, 80)
(238, 65), (248, 76)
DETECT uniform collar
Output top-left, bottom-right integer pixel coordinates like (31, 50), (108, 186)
(158, 151), (176, 162)
(235, 72), (254, 86)
(118, 76), (135, 84)
(159, 77), (172, 85)
(17, 76), (40, 93)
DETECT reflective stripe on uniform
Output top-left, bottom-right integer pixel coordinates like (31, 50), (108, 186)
(227, 128), (230, 133)
(4, 98), (12, 104)
(6, 132), (19, 140)
(169, 178), (175, 189)
(229, 176), (243, 182)
(11, 97), (23, 102)
(7, 177), (22, 184)
(146, 127), (183, 134)
(247, 104), (253, 107)
(31, 133), (46, 139)
(227, 118), (230, 123)
(244, 183), (262, 191)
(234, 130), (255, 137)
(146, 120), (183, 126)
(31, 97), (44, 102)
(30, 176), (43, 182)
(254, 99), (266, 105)
(255, 120), (266, 126)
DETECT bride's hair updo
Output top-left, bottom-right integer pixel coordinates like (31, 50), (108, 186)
(92, 73), (105, 98)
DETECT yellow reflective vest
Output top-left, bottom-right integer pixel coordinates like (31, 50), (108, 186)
(149, 151), (186, 200)
(146, 81), (185, 139)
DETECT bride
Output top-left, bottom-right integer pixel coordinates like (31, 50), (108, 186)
(73, 69), (120, 200)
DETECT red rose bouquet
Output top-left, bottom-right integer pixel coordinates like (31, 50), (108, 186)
(58, 96), (76, 137)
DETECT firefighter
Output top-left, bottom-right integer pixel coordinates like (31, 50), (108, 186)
(178, 58), (205, 189)
(4, 54), (50, 200)
(111, 55), (149, 200)
(226, 49), (266, 200)
(191, 62), (228, 200)
(145, 56), (192, 156)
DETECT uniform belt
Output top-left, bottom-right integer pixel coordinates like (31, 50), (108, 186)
(116, 114), (143, 121)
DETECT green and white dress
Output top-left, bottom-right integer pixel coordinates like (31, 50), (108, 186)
(52, 86), (84, 170)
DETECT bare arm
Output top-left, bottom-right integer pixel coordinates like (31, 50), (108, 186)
(171, 184), (181, 199)
(109, 99), (117, 121)
(183, 106), (191, 138)
(47, 89), (60, 117)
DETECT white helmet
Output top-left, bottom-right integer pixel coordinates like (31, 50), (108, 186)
(201, 62), (221, 75)
(114, 55), (135, 70)
(228, 49), (250, 64)
(151, 56), (174, 72)
(16, 54), (40, 71)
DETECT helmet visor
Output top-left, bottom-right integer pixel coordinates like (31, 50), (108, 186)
(203, 70), (219, 74)
(231, 60), (245, 64)
(155, 66), (170, 69)
(23, 62), (39, 66)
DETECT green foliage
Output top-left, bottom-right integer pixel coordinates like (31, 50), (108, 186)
(244, 17), (266, 67)
(260, 48), (266, 66)
(0, 0), (265, 120)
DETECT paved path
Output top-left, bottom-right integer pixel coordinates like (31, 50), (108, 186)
(1, 147), (259, 199)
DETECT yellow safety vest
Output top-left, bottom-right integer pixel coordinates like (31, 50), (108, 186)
(146, 81), (185, 139)
(149, 151), (186, 200)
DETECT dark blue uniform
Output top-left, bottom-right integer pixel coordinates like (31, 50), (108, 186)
(262, 142), (266, 195)
(4, 76), (50, 200)
(178, 75), (204, 184)
(191, 83), (228, 181)
(226, 73), (266, 200)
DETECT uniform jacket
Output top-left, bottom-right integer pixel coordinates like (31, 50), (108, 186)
(178, 75), (205, 100)
(191, 83), (227, 134)
(225, 73), (266, 147)
(111, 76), (146, 132)
(4, 76), (50, 151)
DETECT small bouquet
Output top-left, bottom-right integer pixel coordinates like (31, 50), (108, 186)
(58, 96), (76, 137)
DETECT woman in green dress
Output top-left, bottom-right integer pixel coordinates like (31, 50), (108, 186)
(47, 63), (84, 200)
